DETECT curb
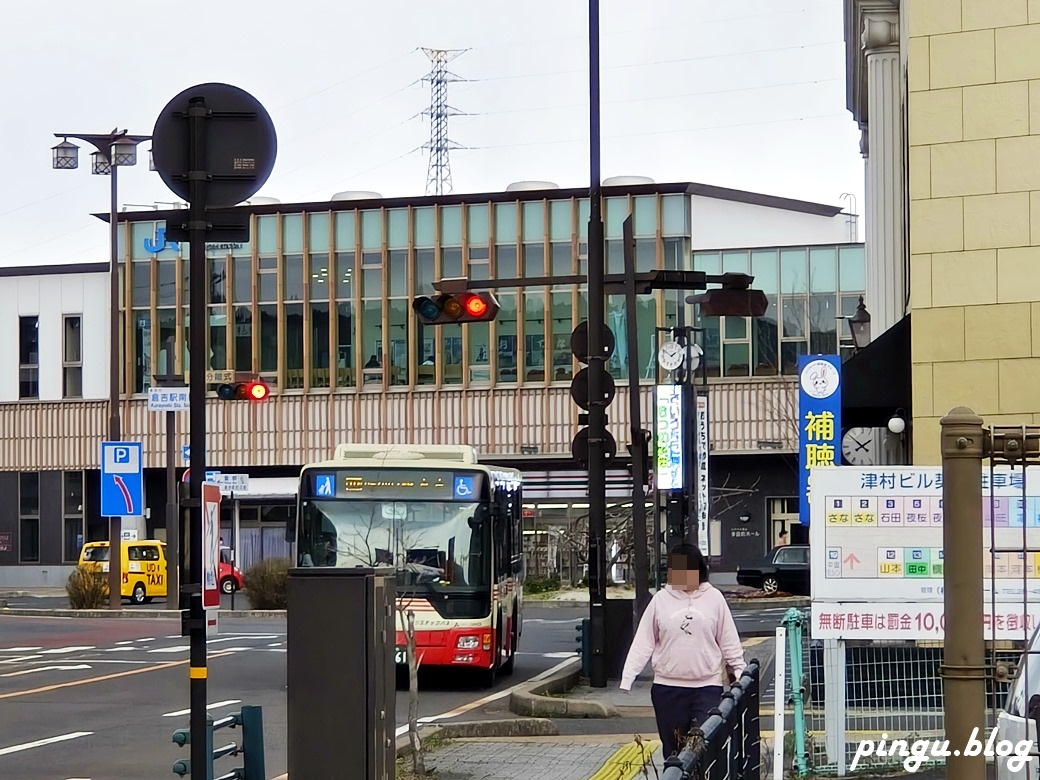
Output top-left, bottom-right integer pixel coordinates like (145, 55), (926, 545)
(510, 661), (618, 718)
(270, 718), (557, 779)
(0, 607), (286, 619)
(525, 596), (809, 610)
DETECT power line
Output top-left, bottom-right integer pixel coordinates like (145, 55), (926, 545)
(462, 77), (843, 117)
(462, 40), (843, 84)
(460, 112), (848, 150)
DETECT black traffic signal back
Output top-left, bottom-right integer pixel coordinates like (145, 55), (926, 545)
(412, 292), (500, 325)
(216, 380), (270, 401)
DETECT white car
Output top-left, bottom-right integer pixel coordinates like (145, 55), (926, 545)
(996, 625), (1040, 780)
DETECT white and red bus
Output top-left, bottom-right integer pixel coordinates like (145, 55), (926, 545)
(296, 444), (524, 686)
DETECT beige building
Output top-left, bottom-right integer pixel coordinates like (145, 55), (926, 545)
(844, 0), (1040, 463)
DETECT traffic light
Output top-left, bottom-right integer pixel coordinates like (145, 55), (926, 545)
(412, 292), (500, 325)
(216, 379), (270, 401)
(568, 321), (618, 468)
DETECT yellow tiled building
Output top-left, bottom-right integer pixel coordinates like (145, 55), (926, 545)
(846, 0), (1040, 463)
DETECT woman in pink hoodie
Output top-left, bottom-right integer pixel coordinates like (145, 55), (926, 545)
(619, 544), (746, 760)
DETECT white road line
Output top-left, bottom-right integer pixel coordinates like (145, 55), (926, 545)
(0, 647), (42, 652)
(0, 655), (43, 664)
(523, 619), (580, 624)
(103, 648), (137, 653)
(392, 656), (579, 738)
(206, 637), (265, 645)
(148, 646), (189, 654)
(39, 646), (95, 655)
(134, 638), (155, 642)
(162, 700), (242, 718)
(1, 665), (91, 678)
(267, 643), (282, 647)
(114, 640), (134, 646)
(0, 732), (92, 756)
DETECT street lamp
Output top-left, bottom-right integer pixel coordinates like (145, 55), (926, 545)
(848, 295), (872, 351)
(52, 128), (151, 610)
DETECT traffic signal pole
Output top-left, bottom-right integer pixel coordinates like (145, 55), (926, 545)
(586, 0), (609, 689)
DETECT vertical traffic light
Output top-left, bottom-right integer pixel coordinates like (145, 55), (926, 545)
(568, 321), (618, 467)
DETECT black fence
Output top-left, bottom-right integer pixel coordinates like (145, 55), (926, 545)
(661, 660), (761, 780)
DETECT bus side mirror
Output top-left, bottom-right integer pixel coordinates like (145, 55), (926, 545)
(468, 505), (491, 530)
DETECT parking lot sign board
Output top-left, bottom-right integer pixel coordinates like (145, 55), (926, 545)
(100, 442), (144, 517)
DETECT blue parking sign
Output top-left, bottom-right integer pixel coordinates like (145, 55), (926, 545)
(100, 441), (144, 517)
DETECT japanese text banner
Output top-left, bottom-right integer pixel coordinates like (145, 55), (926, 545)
(798, 354), (842, 526)
(811, 601), (1040, 641)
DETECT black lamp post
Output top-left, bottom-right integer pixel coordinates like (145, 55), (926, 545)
(848, 295), (872, 351)
(52, 129), (151, 609)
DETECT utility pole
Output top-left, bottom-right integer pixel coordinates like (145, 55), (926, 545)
(585, 0), (609, 689)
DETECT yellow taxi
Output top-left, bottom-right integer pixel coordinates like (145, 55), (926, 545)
(78, 540), (168, 605)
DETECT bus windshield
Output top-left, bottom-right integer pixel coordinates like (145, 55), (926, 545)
(298, 499), (489, 591)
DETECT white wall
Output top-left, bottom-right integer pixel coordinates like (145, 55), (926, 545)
(0, 270), (110, 403)
(691, 195), (859, 250)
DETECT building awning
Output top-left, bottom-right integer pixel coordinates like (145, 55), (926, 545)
(841, 313), (911, 429)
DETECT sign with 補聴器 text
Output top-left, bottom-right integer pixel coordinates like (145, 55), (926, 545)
(809, 465), (1040, 608)
(797, 354), (842, 526)
(811, 601), (1040, 641)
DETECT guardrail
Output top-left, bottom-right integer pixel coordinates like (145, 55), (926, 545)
(661, 660), (761, 780)
(171, 705), (266, 779)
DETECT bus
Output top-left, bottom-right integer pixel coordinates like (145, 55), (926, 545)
(296, 443), (524, 686)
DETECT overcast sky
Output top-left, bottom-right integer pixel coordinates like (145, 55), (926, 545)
(0, 0), (862, 267)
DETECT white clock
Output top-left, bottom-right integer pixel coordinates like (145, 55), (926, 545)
(657, 341), (685, 371)
(842, 427), (876, 466)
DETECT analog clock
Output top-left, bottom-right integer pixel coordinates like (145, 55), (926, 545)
(657, 341), (685, 371)
(842, 427), (876, 466)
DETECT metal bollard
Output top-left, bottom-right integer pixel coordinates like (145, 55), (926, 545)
(240, 705), (266, 779)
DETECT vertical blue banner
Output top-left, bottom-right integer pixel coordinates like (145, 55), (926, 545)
(798, 354), (842, 527)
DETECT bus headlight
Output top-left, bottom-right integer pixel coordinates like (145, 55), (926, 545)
(456, 636), (479, 649)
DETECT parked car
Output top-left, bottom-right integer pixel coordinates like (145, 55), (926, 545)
(996, 625), (1040, 780)
(735, 545), (810, 595)
(219, 547), (245, 593)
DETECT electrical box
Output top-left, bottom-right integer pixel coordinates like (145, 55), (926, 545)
(287, 567), (396, 779)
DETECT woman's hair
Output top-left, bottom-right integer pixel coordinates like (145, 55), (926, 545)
(667, 543), (710, 581)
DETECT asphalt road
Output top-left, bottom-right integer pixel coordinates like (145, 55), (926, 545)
(0, 606), (582, 779)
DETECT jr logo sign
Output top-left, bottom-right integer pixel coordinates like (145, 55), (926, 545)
(143, 227), (180, 254)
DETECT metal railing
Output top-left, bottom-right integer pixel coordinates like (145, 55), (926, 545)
(661, 660), (761, 780)
(171, 705), (266, 779)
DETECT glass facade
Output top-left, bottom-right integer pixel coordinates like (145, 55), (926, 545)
(691, 244), (866, 377)
(118, 193), (861, 395)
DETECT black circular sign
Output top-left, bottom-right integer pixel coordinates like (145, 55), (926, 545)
(571, 427), (618, 469)
(570, 321), (616, 365)
(151, 83), (277, 208)
(569, 367), (617, 411)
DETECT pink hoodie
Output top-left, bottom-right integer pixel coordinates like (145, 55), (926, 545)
(619, 583), (746, 691)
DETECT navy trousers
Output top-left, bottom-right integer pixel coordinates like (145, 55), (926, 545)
(650, 683), (724, 759)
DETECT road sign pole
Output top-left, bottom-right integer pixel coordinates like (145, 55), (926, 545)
(186, 97), (210, 780)
(166, 408), (180, 610)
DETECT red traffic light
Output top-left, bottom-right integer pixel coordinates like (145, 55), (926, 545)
(412, 292), (500, 324)
(246, 381), (269, 401)
(462, 294), (488, 318)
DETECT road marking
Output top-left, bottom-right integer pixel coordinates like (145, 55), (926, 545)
(0, 655), (42, 664)
(114, 640), (134, 646)
(0, 651), (234, 701)
(39, 646), (95, 655)
(162, 699), (241, 718)
(523, 619), (580, 624)
(103, 647), (137, 653)
(135, 638), (155, 642)
(0, 647), (42, 652)
(148, 646), (189, 653)
(0, 732), (92, 756)
(1, 665), (91, 678)
(267, 642), (282, 647)
(393, 656), (580, 737)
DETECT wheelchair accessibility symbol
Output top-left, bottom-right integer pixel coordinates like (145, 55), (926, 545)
(454, 476), (476, 499)
(315, 474), (334, 496)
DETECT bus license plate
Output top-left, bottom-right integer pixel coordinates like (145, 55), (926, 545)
(395, 648), (406, 664)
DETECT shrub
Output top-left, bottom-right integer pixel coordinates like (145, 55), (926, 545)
(243, 557), (290, 610)
(523, 574), (561, 595)
(66, 566), (110, 609)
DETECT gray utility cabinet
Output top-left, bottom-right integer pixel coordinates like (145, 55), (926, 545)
(287, 567), (397, 780)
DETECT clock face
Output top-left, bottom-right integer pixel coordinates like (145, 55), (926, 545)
(842, 427), (875, 466)
(658, 341), (685, 371)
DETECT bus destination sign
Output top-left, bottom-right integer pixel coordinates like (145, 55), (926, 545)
(305, 468), (484, 501)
